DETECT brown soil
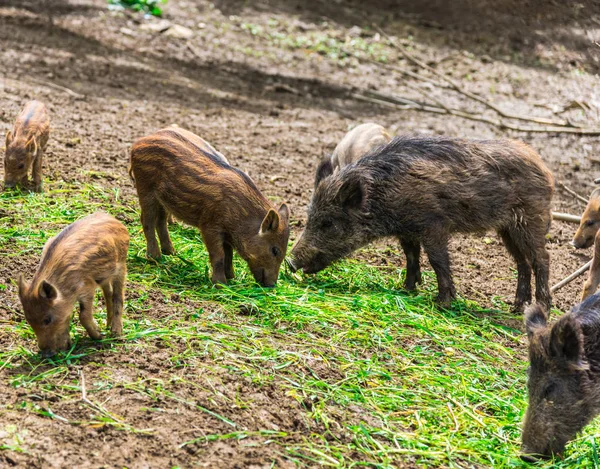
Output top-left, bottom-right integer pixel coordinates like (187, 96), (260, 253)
(1, 0), (599, 467)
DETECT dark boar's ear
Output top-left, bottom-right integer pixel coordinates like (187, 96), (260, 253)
(260, 209), (280, 234)
(337, 176), (366, 211)
(278, 203), (289, 222)
(5, 130), (13, 148)
(524, 304), (547, 339)
(549, 315), (584, 367)
(39, 280), (58, 301)
(315, 157), (334, 186)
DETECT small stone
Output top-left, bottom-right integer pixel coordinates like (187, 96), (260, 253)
(140, 19), (172, 33)
(164, 24), (194, 39)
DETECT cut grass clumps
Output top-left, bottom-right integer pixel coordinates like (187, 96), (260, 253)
(1, 181), (599, 467)
(107, 0), (167, 16)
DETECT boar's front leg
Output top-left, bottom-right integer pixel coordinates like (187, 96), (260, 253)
(223, 242), (235, 280)
(499, 228), (532, 312)
(79, 291), (102, 340)
(32, 149), (43, 192)
(203, 231), (228, 285)
(399, 237), (422, 290)
(423, 236), (455, 307)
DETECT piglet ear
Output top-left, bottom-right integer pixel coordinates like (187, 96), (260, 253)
(260, 209), (280, 235)
(278, 203), (289, 222)
(549, 315), (584, 365)
(524, 304), (547, 339)
(5, 130), (13, 148)
(17, 274), (28, 297)
(39, 280), (58, 301)
(314, 157), (334, 187)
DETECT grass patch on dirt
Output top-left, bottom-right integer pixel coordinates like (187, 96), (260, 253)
(1, 180), (599, 468)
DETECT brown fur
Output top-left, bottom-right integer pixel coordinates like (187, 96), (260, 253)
(129, 127), (290, 287)
(291, 136), (555, 311)
(4, 101), (50, 192)
(18, 213), (129, 357)
(573, 188), (600, 250)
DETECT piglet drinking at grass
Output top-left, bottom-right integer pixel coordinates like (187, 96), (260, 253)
(18, 212), (129, 358)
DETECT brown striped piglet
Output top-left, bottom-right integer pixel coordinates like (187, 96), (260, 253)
(314, 123), (391, 188)
(4, 100), (50, 192)
(572, 188), (600, 300)
(18, 213), (129, 357)
(129, 127), (290, 287)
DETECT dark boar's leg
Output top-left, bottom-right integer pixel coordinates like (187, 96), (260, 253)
(423, 236), (456, 306)
(156, 205), (175, 255)
(32, 151), (43, 193)
(532, 243), (551, 311)
(140, 197), (162, 258)
(499, 228), (532, 311)
(400, 237), (422, 290)
(223, 242), (235, 280)
(203, 231), (228, 284)
(110, 272), (125, 337)
(79, 292), (103, 340)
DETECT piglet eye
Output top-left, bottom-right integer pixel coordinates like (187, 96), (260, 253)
(43, 317), (52, 326)
(271, 246), (280, 257)
(586, 219), (595, 227)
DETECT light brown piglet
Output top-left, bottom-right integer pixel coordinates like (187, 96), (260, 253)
(4, 100), (50, 192)
(18, 212), (129, 357)
(129, 127), (290, 287)
(573, 189), (600, 299)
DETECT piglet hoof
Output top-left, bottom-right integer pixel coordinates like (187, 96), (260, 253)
(88, 328), (103, 340)
(110, 325), (123, 337)
(146, 248), (162, 260)
(161, 246), (175, 256)
(33, 184), (43, 193)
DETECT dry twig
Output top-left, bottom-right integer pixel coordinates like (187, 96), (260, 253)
(552, 212), (582, 224)
(551, 260), (592, 293)
(557, 182), (589, 204)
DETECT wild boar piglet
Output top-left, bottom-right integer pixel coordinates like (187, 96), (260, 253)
(4, 100), (50, 192)
(18, 212), (129, 357)
(522, 298), (600, 461)
(129, 127), (290, 287)
(291, 135), (554, 311)
(314, 123), (391, 188)
(572, 188), (600, 300)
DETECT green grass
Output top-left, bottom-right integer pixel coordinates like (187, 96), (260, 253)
(1, 180), (599, 468)
(107, 0), (167, 16)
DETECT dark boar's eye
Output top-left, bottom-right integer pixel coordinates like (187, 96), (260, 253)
(271, 246), (280, 257)
(43, 316), (52, 326)
(542, 383), (556, 400)
(17, 163), (25, 169)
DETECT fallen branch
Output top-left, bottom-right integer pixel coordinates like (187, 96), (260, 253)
(374, 24), (590, 130)
(551, 260), (592, 293)
(552, 212), (582, 224)
(352, 90), (600, 135)
(23, 77), (85, 99)
(557, 182), (589, 204)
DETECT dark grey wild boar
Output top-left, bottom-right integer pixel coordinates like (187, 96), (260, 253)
(522, 298), (600, 461)
(130, 127), (290, 287)
(290, 136), (554, 310)
(4, 100), (50, 192)
(18, 213), (129, 357)
(314, 123), (391, 188)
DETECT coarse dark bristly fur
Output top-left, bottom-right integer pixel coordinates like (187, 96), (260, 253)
(290, 135), (555, 310)
(18, 212), (129, 357)
(4, 100), (50, 192)
(521, 297), (600, 461)
(129, 127), (290, 287)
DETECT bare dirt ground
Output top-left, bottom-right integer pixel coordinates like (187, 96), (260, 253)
(0, 0), (599, 467)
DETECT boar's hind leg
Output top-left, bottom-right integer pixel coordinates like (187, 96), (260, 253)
(224, 242), (235, 280)
(203, 231), (228, 285)
(101, 282), (114, 330)
(423, 237), (456, 307)
(140, 197), (162, 258)
(400, 237), (422, 290)
(109, 270), (125, 337)
(156, 204), (175, 255)
(79, 292), (102, 340)
(499, 228), (532, 312)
